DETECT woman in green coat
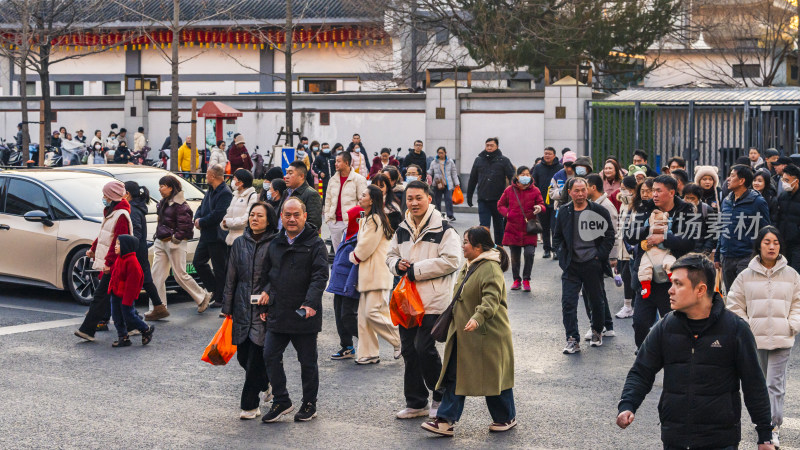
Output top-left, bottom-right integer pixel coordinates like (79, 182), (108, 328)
(422, 226), (516, 437)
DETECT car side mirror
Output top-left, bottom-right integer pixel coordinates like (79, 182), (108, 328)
(24, 210), (53, 227)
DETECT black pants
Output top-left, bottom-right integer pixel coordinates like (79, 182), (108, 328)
(539, 206), (555, 252)
(664, 446), (737, 450)
(509, 245), (535, 281)
(478, 199), (505, 245)
(263, 331), (318, 405)
(582, 281), (614, 331)
(140, 254), (163, 307)
(561, 259), (605, 341)
(237, 339), (269, 411)
(399, 314), (444, 409)
(79, 273), (111, 336)
(193, 240), (227, 303)
(632, 281), (671, 347)
(618, 260), (635, 300)
(721, 255), (750, 292)
(333, 294), (359, 348)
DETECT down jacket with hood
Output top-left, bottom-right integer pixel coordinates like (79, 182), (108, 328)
(726, 255), (800, 350)
(220, 187), (258, 245)
(222, 227), (279, 346)
(717, 189), (771, 260)
(387, 204), (463, 315)
(155, 191), (194, 241)
(108, 235), (144, 306)
(466, 149), (515, 203)
(208, 146), (228, 168)
(326, 233), (359, 299)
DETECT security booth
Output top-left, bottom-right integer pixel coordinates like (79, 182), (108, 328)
(198, 101), (243, 150)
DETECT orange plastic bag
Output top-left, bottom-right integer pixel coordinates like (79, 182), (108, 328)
(224, 161), (232, 175)
(390, 275), (425, 328)
(201, 316), (237, 365)
(452, 186), (464, 205)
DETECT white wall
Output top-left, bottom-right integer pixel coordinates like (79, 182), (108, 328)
(48, 49), (126, 74)
(140, 47), (261, 75)
(460, 113), (544, 171)
(273, 44), (391, 74)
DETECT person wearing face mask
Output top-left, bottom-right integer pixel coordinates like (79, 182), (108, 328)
(262, 178), (286, 211)
(466, 138), (516, 246)
(776, 164), (800, 272)
(497, 166), (544, 292)
(404, 164), (423, 184)
(614, 176), (638, 319)
(88, 141), (106, 165)
(572, 156), (593, 179)
(221, 169), (259, 248)
(113, 141), (134, 164)
(681, 183), (716, 258)
(312, 142), (336, 201)
(74, 181), (133, 342)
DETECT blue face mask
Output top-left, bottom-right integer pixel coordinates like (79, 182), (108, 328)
(304, 144), (309, 149)
(518, 175), (532, 185)
(575, 166), (588, 177)
(266, 191), (273, 201)
(406, 175), (418, 183)
(102, 198), (111, 207)
(322, 148), (331, 154)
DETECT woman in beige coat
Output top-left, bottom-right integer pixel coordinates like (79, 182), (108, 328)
(349, 185), (401, 365)
(726, 226), (800, 446)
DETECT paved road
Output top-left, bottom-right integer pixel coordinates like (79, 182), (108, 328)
(0, 213), (798, 449)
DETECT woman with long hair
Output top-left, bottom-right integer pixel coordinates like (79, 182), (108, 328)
(371, 173), (402, 230)
(427, 146), (460, 221)
(222, 202), (280, 420)
(151, 175), (212, 313)
(753, 169), (779, 223)
(422, 226), (516, 436)
(602, 159), (624, 211)
(350, 185), (401, 365)
(615, 175), (639, 319)
(726, 226), (800, 447)
(261, 178), (286, 211)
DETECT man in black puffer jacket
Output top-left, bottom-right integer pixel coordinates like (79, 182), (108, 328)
(466, 137), (515, 244)
(776, 164), (800, 272)
(617, 254), (774, 449)
(532, 146), (563, 258)
(259, 197), (329, 424)
(402, 140), (428, 174)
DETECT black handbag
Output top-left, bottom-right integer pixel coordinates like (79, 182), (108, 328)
(431, 260), (485, 343)
(512, 187), (543, 235)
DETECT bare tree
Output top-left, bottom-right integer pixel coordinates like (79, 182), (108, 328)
(669, 0), (795, 87)
(112, 0), (237, 171)
(0, 0), (126, 152)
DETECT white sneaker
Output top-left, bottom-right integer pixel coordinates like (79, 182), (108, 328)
(772, 427), (780, 448)
(260, 385), (273, 404)
(429, 400), (441, 418)
(615, 305), (634, 319)
(584, 329), (593, 341)
(393, 346), (402, 360)
(396, 405), (429, 419)
(198, 291), (212, 313)
(603, 329), (616, 337)
(240, 407), (261, 420)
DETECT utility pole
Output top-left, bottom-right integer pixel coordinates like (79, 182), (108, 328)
(284, 0), (294, 146)
(169, 0), (180, 171)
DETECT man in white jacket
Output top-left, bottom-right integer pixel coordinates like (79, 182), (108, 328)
(387, 180), (462, 420)
(324, 152), (367, 252)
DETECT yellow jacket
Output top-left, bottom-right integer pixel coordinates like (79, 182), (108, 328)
(177, 143), (198, 172)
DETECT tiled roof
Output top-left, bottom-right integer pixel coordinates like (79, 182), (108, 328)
(605, 87), (800, 105)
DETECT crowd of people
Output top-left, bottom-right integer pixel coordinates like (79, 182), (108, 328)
(66, 131), (800, 447)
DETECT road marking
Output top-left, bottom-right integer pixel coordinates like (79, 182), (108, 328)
(0, 303), (83, 317)
(0, 317), (83, 336)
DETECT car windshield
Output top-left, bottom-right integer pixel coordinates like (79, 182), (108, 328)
(47, 178), (109, 218)
(114, 172), (206, 204)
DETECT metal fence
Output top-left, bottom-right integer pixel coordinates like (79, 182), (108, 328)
(585, 100), (800, 175)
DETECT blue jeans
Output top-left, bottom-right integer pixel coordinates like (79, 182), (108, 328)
(433, 188), (454, 218)
(477, 199), (505, 245)
(436, 341), (515, 423)
(110, 294), (149, 338)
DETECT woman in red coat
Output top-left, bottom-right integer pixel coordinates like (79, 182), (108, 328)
(497, 166), (544, 292)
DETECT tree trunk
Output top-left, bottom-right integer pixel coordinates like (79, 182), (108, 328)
(19, 55), (30, 161)
(38, 44), (51, 147)
(170, 0), (180, 172)
(284, 0), (294, 146)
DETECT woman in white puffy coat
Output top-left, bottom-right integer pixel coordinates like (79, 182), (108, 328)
(209, 140), (228, 169)
(726, 226), (800, 445)
(221, 169), (258, 246)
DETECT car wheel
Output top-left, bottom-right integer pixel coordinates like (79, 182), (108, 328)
(66, 250), (100, 305)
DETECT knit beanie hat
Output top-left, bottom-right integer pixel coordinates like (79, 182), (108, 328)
(562, 151), (578, 164)
(103, 181), (126, 202)
(345, 206), (365, 240)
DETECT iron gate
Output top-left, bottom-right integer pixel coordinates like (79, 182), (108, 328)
(584, 100), (800, 174)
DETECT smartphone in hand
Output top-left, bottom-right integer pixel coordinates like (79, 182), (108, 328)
(296, 308), (307, 318)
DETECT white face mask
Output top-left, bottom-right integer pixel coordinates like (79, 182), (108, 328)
(782, 180), (795, 192)
(406, 175), (418, 183)
(575, 167), (588, 177)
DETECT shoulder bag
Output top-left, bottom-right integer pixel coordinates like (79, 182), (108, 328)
(431, 260), (486, 343)
(512, 187), (543, 235)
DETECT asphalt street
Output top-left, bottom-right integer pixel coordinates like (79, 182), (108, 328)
(0, 212), (797, 449)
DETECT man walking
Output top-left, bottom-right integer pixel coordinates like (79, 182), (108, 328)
(776, 164), (800, 272)
(583, 174), (618, 338)
(532, 146), (562, 258)
(617, 254), (775, 450)
(466, 137), (515, 245)
(715, 165), (771, 290)
(625, 175), (695, 348)
(284, 161), (323, 229)
(260, 198), (329, 423)
(193, 164), (233, 308)
(324, 152), (367, 252)
(387, 180), (462, 419)
(403, 140), (428, 174)
(552, 178), (615, 353)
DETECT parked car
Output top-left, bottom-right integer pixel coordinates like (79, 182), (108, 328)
(0, 167), (202, 305)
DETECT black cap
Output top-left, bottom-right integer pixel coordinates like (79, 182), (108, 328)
(776, 156), (793, 165)
(765, 148), (780, 158)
